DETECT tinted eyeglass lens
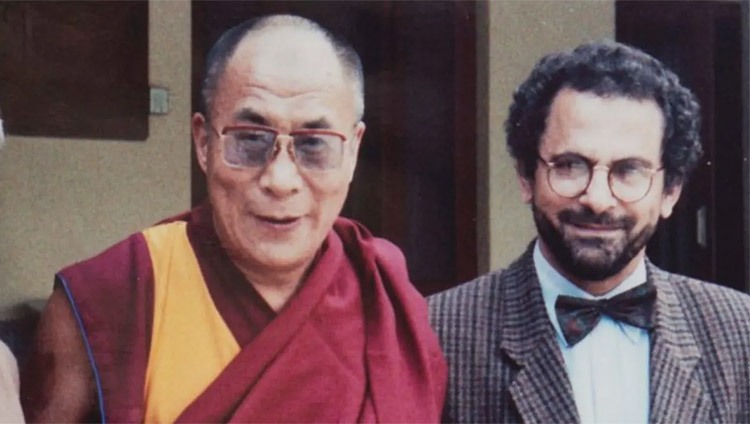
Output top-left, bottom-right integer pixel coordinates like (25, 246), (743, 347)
(224, 129), (276, 167)
(223, 128), (345, 170)
(293, 133), (342, 170)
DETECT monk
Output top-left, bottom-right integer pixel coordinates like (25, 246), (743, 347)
(21, 15), (446, 422)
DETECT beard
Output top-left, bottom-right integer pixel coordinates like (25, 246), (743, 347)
(532, 203), (656, 281)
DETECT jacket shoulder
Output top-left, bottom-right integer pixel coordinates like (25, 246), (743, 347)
(427, 258), (539, 424)
(427, 268), (510, 358)
(653, 267), (750, 353)
(660, 270), (750, 324)
(428, 270), (504, 323)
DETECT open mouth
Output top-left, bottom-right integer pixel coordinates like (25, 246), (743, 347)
(568, 222), (624, 237)
(256, 215), (302, 228)
(563, 215), (626, 232)
(574, 223), (622, 231)
(558, 209), (631, 238)
(260, 216), (298, 223)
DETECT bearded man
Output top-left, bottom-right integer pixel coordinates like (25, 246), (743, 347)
(429, 41), (750, 423)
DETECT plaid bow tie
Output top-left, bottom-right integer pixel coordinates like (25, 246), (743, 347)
(554, 283), (656, 347)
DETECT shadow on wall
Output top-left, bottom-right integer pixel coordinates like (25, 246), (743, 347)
(0, 299), (45, 365)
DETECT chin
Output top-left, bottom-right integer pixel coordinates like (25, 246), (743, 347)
(246, 243), (317, 272)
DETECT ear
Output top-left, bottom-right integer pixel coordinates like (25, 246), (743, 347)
(345, 121), (365, 183)
(192, 112), (210, 173)
(516, 162), (534, 203)
(660, 182), (683, 218)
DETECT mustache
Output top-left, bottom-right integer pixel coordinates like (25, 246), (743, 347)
(558, 208), (635, 228)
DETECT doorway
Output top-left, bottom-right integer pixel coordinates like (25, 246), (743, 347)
(617, 0), (748, 292)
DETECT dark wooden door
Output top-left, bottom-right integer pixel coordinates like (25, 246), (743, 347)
(0, 1), (148, 140)
(617, 0), (747, 292)
(192, 1), (477, 295)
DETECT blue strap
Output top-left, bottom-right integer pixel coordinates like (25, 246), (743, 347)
(56, 275), (107, 423)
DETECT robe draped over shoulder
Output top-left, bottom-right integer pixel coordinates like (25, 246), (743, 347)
(57, 205), (447, 423)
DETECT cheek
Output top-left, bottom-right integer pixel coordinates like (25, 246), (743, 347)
(209, 167), (250, 201)
(631, 190), (670, 227)
(206, 166), (254, 230)
(207, 145), (252, 191)
(308, 176), (351, 219)
(638, 204), (663, 229)
(531, 180), (567, 217)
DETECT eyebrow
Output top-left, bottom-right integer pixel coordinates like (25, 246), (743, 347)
(233, 108), (269, 126)
(615, 157), (655, 167)
(551, 152), (657, 168)
(233, 109), (333, 130)
(299, 118), (333, 130)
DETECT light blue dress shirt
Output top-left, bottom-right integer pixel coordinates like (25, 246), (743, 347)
(533, 241), (650, 424)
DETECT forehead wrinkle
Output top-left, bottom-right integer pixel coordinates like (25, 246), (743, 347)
(231, 94), (338, 132)
(222, 60), (351, 107)
(234, 106), (333, 131)
(249, 83), (337, 104)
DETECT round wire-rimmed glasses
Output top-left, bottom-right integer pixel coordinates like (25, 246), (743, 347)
(209, 124), (349, 171)
(537, 154), (664, 203)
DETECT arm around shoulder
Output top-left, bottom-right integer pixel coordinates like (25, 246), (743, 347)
(21, 288), (96, 422)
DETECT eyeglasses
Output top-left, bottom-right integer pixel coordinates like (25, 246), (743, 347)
(208, 124), (349, 171)
(537, 153), (664, 203)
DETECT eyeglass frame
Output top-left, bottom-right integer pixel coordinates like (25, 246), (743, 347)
(536, 153), (665, 203)
(206, 123), (351, 171)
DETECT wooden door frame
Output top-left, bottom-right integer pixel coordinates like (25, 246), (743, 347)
(617, 0), (747, 292)
(743, 0), (750, 293)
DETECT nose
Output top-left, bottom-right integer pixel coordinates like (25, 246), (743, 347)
(578, 166), (617, 213)
(258, 141), (303, 198)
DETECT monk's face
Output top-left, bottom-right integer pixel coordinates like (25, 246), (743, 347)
(192, 27), (364, 276)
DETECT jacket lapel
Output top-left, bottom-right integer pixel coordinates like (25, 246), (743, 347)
(647, 263), (712, 423)
(499, 246), (580, 423)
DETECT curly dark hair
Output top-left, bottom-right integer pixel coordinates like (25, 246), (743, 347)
(505, 40), (702, 190)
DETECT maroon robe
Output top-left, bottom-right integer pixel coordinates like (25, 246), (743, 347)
(56, 205), (447, 422)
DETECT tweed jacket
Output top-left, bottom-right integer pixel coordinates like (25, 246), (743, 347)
(429, 244), (750, 423)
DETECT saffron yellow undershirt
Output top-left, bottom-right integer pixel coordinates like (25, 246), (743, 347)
(142, 222), (240, 423)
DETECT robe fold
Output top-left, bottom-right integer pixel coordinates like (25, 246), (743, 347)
(56, 205), (446, 423)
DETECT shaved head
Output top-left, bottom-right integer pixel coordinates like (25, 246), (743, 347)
(201, 15), (364, 122)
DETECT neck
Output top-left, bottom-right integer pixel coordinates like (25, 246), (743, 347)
(233, 260), (313, 312)
(538, 241), (645, 296)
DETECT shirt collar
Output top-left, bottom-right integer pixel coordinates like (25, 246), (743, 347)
(533, 240), (648, 346)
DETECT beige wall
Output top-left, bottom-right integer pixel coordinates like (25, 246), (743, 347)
(0, 1), (192, 311)
(477, 0), (615, 273)
(0, 1), (615, 309)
